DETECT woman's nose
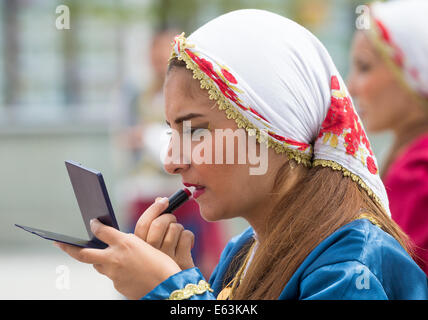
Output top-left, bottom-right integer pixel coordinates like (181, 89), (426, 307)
(163, 141), (190, 175)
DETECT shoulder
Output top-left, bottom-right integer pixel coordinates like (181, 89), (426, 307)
(383, 135), (428, 227)
(297, 219), (428, 299)
(301, 219), (403, 272)
(399, 133), (428, 164)
(383, 135), (428, 216)
(405, 133), (428, 155)
(386, 133), (428, 182)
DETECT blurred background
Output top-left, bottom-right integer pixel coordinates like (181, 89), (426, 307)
(0, 0), (391, 299)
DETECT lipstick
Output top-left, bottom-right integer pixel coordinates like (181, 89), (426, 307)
(192, 188), (205, 199)
(183, 182), (205, 200)
(161, 188), (192, 214)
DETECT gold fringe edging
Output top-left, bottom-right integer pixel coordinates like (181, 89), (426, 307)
(356, 213), (382, 228)
(313, 159), (385, 212)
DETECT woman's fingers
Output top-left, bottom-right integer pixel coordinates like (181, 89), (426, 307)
(132, 197), (194, 269)
(156, 223), (195, 270)
(55, 219), (128, 264)
(160, 223), (184, 257)
(53, 223), (183, 300)
(90, 219), (123, 245)
(134, 198), (169, 241)
(175, 230), (195, 270)
(54, 242), (108, 264)
(146, 214), (177, 249)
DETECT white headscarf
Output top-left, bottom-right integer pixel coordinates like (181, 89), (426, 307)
(369, 0), (428, 102)
(170, 9), (390, 215)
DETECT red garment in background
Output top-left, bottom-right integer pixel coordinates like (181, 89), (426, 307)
(383, 133), (428, 275)
(127, 197), (227, 279)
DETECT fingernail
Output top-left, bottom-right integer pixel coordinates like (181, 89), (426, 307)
(90, 219), (99, 232)
(158, 197), (168, 205)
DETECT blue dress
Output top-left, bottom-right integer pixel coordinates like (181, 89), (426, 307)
(142, 219), (428, 300)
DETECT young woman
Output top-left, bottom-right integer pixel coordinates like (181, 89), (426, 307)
(347, 0), (428, 275)
(55, 9), (428, 300)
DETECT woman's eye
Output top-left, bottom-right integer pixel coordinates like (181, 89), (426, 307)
(357, 62), (371, 73)
(165, 128), (208, 136)
(186, 128), (209, 137)
(192, 128), (203, 134)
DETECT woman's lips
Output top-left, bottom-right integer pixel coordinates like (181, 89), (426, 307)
(183, 182), (206, 199)
(192, 187), (206, 199)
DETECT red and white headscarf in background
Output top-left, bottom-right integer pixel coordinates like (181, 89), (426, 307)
(169, 9), (390, 215)
(369, 0), (428, 102)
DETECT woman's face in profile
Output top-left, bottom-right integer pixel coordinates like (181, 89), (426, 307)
(347, 31), (411, 133)
(162, 67), (281, 223)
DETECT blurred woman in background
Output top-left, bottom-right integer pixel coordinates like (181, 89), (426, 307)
(348, 0), (428, 275)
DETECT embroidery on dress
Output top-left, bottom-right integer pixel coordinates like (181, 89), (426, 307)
(168, 280), (214, 300)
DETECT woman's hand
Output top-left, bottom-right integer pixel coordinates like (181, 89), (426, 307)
(54, 219), (181, 300)
(134, 197), (195, 270)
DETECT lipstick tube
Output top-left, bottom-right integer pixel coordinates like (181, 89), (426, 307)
(161, 188), (192, 214)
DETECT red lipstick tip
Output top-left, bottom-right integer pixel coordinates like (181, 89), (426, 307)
(183, 188), (192, 197)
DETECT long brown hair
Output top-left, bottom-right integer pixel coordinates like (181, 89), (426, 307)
(232, 160), (413, 300)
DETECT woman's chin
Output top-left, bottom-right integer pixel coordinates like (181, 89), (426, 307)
(196, 191), (236, 221)
(359, 111), (390, 133)
(365, 120), (389, 134)
(199, 208), (219, 222)
(198, 203), (225, 222)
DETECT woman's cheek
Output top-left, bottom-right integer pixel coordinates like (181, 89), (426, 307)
(357, 72), (389, 131)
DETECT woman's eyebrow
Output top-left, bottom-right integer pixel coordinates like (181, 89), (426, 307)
(165, 113), (205, 126)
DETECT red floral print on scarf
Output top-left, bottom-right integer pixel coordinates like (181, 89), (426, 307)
(319, 76), (378, 174)
(221, 68), (237, 84)
(366, 156), (378, 175)
(268, 131), (311, 151)
(185, 49), (248, 111)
